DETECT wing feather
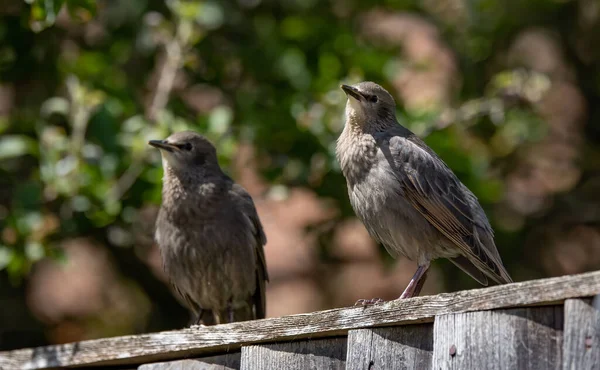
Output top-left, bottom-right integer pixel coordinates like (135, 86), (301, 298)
(231, 184), (269, 319)
(387, 133), (512, 284)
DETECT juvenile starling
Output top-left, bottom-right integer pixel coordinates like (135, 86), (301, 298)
(149, 131), (268, 324)
(336, 82), (512, 301)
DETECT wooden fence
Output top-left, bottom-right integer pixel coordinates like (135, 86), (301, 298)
(1, 271), (600, 370)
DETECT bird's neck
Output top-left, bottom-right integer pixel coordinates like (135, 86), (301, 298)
(336, 124), (379, 185)
(161, 166), (228, 210)
(346, 103), (397, 130)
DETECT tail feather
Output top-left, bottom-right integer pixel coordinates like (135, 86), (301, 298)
(450, 255), (489, 286)
(252, 259), (267, 319)
(474, 226), (513, 285)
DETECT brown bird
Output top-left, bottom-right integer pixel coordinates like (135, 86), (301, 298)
(336, 82), (512, 302)
(149, 131), (268, 324)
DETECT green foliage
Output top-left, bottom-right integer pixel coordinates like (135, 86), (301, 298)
(1, 0), (584, 283)
(26, 0), (96, 32)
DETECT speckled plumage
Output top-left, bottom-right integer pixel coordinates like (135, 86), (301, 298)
(336, 82), (512, 299)
(150, 131), (268, 324)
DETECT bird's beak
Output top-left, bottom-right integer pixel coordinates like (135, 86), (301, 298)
(341, 84), (363, 101)
(148, 140), (178, 152)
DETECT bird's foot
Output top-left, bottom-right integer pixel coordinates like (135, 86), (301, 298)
(189, 324), (206, 329)
(354, 298), (385, 306)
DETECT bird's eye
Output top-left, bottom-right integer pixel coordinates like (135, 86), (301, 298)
(369, 95), (378, 103)
(181, 143), (192, 151)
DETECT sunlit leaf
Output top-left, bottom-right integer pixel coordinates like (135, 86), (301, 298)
(27, 0), (65, 32)
(65, 0), (96, 22)
(40, 97), (70, 118)
(0, 245), (13, 271)
(0, 135), (38, 160)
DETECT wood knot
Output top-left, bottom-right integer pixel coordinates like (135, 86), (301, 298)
(585, 336), (593, 349)
(449, 344), (457, 357)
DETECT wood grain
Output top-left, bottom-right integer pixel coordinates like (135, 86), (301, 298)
(563, 299), (600, 370)
(137, 353), (240, 370)
(1, 271), (599, 370)
(240, 338), (346, 370)
(345, 324), (432, 370)
(432, 306), (564, 369)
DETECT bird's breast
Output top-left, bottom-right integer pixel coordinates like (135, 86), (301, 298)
(346, 153), (456, 263)
(155, 206), (258, 309)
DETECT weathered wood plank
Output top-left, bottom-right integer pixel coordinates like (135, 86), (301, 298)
(138, 353), (240, 370)
(1, 271), (599, 370)
(346, 324), (432, 370)
(240, 338), (346, 370)
(432, 306), (564, 369)
(563, 299), (600, 370)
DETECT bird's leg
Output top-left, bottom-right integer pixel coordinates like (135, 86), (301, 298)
(227, 299), (234, 323)
(353, 261), (432, 305)
(191, 308), (206, 327)
(398, 261), (430, 299)
(195, 309), (204, 325)
(412, 267), (429, 297)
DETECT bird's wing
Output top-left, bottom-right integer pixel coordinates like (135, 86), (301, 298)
(231, 183), (269, 319)
(386, 133), (512, 284)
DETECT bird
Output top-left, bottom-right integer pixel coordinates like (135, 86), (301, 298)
(336, 81), (512, 302)
(149, 131), (268, 324)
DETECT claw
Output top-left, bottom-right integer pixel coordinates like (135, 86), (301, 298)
(354, 298), (385, 306)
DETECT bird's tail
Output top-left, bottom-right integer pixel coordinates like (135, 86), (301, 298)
(473, 227), (513, 285)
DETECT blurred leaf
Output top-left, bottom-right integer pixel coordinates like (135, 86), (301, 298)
(196, 2), (224, 30)
(281, 16), (310, 40)
(208, 106), (233, 135)
(25, 241), (45, 262)
(26, 0), (96, 32)
(27, 0), (65, 32)
(6, 248), (27, 282)
(65, 0), (96, 22)
(0, 135), (39, 160)
(40, 97), (70, 118)
(0, 245), (13, 271)
(0, 118), (10, 135)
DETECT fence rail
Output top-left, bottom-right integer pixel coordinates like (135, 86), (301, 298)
(1, 271), (600, 370)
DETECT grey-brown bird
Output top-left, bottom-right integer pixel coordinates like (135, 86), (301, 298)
(149, 131), (268, 324)
(337, 82), (512, 301)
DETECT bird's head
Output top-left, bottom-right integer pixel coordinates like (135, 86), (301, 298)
(341, 82), (396, 127)
(149, 131), (218, 172)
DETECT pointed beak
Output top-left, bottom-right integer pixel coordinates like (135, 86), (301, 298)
(148, 140), (177, 152)
(341, 84), (363, 101)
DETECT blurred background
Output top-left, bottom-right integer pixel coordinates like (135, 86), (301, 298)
(1, 0), (600, 351)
